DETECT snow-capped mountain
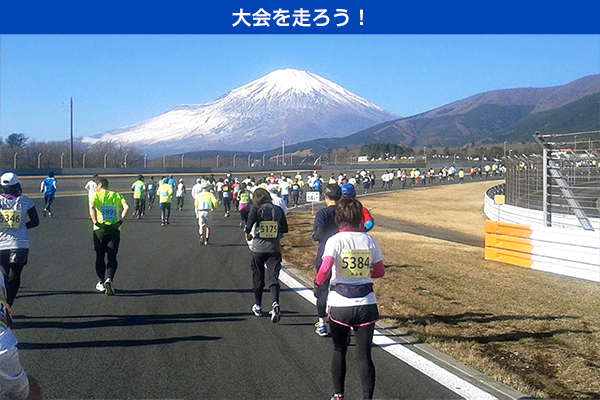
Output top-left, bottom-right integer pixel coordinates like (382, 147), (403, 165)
(83, 69), (399, 155)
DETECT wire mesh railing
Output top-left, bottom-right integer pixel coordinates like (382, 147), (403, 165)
(504, 131), (600, 229)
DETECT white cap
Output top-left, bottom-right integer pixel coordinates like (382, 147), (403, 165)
(0, 172), (20, 186)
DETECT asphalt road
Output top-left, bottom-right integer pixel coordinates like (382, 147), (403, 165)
(10, 173), (504, 399)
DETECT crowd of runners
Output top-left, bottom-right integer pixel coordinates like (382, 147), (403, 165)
(1, 165), (500, 399)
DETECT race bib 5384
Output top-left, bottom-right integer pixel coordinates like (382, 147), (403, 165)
(340, 249), (371, 278)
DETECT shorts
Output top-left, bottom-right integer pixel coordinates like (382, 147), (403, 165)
(0, 249), (29, 266)
(328, 303), (379, 328)
(0, 345), (29, 400)
(198, 211), (212, 229)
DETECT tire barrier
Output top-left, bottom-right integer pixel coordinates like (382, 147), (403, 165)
(484, 185), (600, 282)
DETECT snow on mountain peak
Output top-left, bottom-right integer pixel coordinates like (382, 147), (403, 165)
(84, 68), (399, 155)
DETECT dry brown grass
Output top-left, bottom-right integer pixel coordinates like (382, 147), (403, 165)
(281, 184), (600, 400)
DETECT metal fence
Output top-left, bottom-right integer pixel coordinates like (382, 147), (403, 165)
(504, 131), (600, 230)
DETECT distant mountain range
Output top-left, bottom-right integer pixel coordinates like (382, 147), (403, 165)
(83, 70), (600, 157)
(275, 74), (600, 156)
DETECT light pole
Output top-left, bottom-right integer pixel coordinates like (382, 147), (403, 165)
(163, 155), (166, 168)
(82, 153), (86, 169)
(282, 140), (285, 166)
(144, 155), (147, 168)
(104, 153), (108, 168)
(503, 141), (507, 158)
(181, 155), (185, 168)
(233, 154), (236, 167)
(424, 146), (427, 165)
(61, 153), (65, 169)
(262, 154), (266, 167)
(216, 154), (220, 168)
(38, 153), (42, 169)
(13, 152), (17, 169)
(248, 154), (251, 167)
(124, 153), (128, 168)
(335, 154), (337, 165)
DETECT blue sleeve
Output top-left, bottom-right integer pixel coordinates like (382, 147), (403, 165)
(364, 220), (374, 232)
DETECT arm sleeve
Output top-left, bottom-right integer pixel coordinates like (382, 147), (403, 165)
(363, 207), (374, 232)
(371, 260), (385, 278)
(316, 256), (335, 286)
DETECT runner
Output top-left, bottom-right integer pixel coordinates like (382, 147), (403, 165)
(89, 177), (129, 296)
(191, 178), (203, 203)
(312, 183), (342, 337)
(158, 177), (173, 226)
(291, 178), (301, 207)
(130, 174), (147, 219)
(245, 188), (288, 323)
(176, 178), (186, 211)
(314, 197), (385, 400)
(194, 182), (218, 246)
(279, 176), (290, 207)
(40, 171), (57, 217)
(0, 273), (30, 400)
(221, 179), (232, 218)
(146, 176), (157, 209)
(340, 183), (374, 232)
(237, 183), (252, 230)
(0, 173), (39, 308)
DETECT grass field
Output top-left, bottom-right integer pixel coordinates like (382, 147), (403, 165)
(281, 182), (600, 400)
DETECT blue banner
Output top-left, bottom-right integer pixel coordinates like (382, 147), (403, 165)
(1, 1), (599, 33)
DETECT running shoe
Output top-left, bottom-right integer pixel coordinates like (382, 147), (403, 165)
(48, 212), (53, 217)
(161, 222), (165, 226)
(269, 302), (281, 323)
(42, 209), (46, 217)
(103, 278), (115, 296)
(95, 281), (105, 292)
(315, 321), (328, 337)
(204, 239), (209, 246)
(252, 304), (262, 317)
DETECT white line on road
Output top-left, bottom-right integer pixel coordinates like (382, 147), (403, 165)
(279, 270), (498, 400)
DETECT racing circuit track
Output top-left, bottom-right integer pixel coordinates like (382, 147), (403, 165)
(9, 172), (515, 399)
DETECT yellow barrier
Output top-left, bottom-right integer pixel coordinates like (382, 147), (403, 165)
(484, 220), (533, 268)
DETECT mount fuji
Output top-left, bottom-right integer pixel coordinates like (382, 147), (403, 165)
(83, 69), (399, 156)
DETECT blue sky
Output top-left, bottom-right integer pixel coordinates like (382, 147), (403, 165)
(1, 34), (598, 143)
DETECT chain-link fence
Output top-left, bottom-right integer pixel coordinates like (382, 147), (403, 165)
(504, 131), (600, 230)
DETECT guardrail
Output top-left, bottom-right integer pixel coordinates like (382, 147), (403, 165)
(484, 184), (600, 282)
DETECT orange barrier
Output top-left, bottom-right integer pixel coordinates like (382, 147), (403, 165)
(484, 220), (533, 268)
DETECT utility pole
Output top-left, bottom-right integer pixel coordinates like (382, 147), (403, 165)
(70, 97), (74, 168)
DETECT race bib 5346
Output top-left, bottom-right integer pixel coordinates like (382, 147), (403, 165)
(0, 210), (21, 229)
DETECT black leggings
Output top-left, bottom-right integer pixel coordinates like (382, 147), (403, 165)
(0, 249), (29, 306)
(329, 321), (376, 399)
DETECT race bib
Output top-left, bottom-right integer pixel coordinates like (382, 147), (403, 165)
(0, 210), (21, 229)
(258, 221), (278, 239)
(198, 200), (210, 210)
(340, 249), (371, 278)
(100, 205), (118, 222)
(223, 191), (230, 198)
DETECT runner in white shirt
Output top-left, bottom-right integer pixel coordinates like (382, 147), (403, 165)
(315, 197), (385, 400)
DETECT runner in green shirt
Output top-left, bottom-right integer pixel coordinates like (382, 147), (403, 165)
(89, 177), (129, 296)
(130, 174), (147, 219)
